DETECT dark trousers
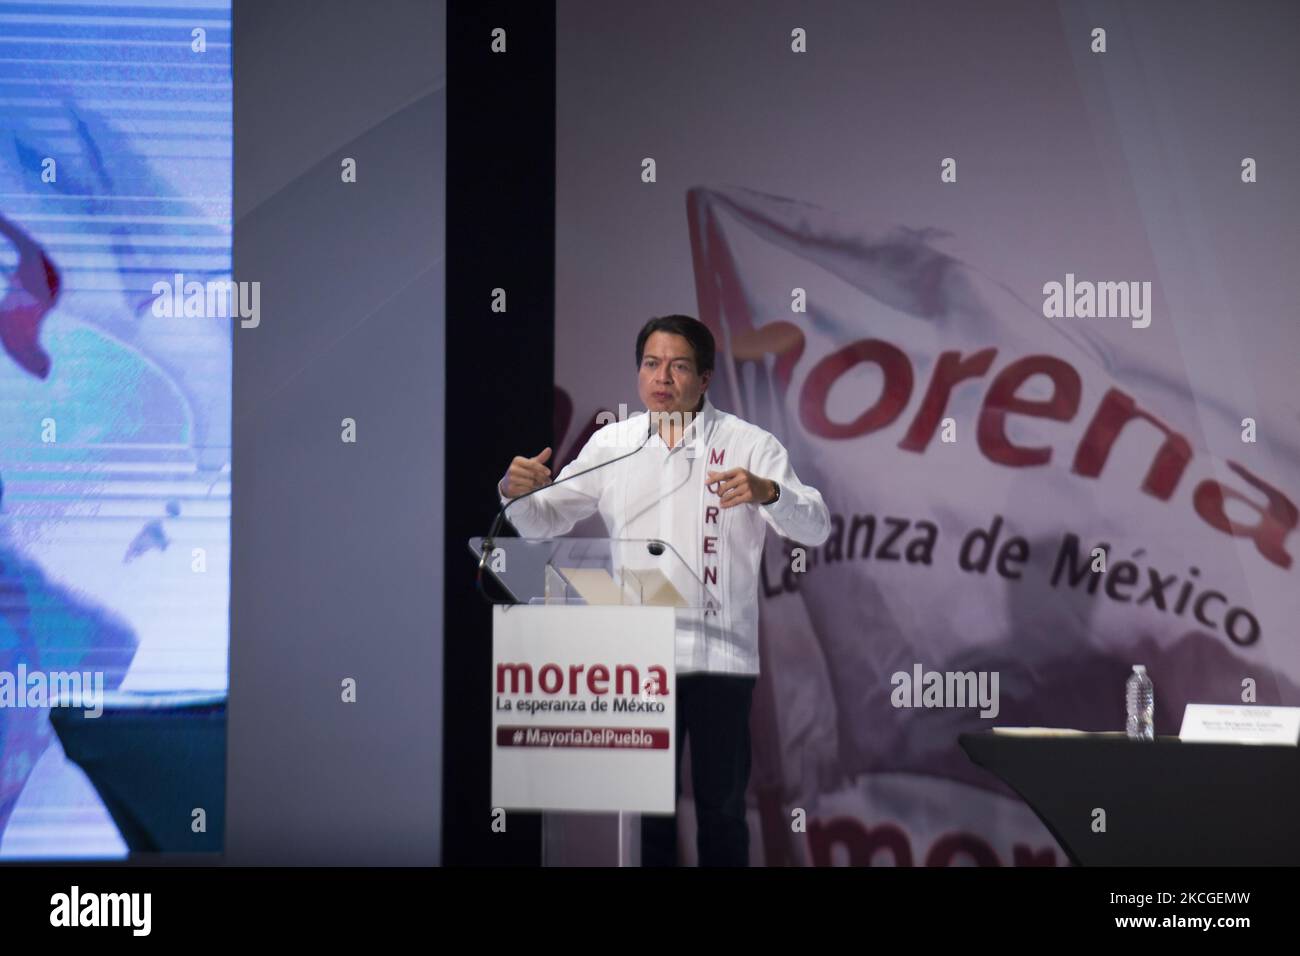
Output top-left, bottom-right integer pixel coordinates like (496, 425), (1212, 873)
(640, 673), (757, 867)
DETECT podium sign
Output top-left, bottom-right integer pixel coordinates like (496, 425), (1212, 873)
(491, 603), (676, 813)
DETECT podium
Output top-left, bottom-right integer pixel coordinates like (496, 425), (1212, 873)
(960, 731), (1300, 865)
(468, 536), (709, 866)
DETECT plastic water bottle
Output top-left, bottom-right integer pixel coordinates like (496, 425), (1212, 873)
(1125, 665), (1154, 741)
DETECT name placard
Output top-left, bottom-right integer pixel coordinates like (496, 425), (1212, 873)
(1178, 704), (1300, 745)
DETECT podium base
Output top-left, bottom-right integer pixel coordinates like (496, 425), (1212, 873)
(541, 811), (641, 866)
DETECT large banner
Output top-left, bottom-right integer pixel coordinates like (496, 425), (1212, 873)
(554, 0), (1299, 865)
(684, 184), (1297, 865)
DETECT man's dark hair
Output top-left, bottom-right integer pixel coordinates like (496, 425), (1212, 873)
(634, 314), (715, 374)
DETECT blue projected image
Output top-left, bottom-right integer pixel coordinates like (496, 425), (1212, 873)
(0, 1), (230, 858)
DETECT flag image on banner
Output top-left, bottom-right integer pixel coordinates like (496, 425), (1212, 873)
(684, 184), (1299, 865)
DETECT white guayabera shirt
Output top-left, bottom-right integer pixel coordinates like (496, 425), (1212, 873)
(497, 395), (831, 676)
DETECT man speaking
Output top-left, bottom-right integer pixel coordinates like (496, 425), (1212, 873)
(497, 314), (831, 866)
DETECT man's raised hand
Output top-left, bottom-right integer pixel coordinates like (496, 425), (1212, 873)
(500, 447), (553, 499)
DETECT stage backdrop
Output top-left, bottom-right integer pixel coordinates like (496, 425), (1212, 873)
(555, 0), (1299, 865)
(0, 0), (230, 857)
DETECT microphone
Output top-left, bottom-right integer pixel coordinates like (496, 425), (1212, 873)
(476, 415), (656, 604)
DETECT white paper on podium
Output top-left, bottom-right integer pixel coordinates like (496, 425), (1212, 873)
(556, 568), (624, 606)
(557, 567), (688, 608)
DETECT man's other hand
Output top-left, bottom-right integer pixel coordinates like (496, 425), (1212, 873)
(706, 468), (776, 509)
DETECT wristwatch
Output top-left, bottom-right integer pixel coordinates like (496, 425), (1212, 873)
(763, 482), (781, 506)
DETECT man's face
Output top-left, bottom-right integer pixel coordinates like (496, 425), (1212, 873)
(637, 330), (710, 416)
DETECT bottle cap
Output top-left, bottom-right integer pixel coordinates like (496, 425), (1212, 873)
(1133, 664), (1146, 673)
